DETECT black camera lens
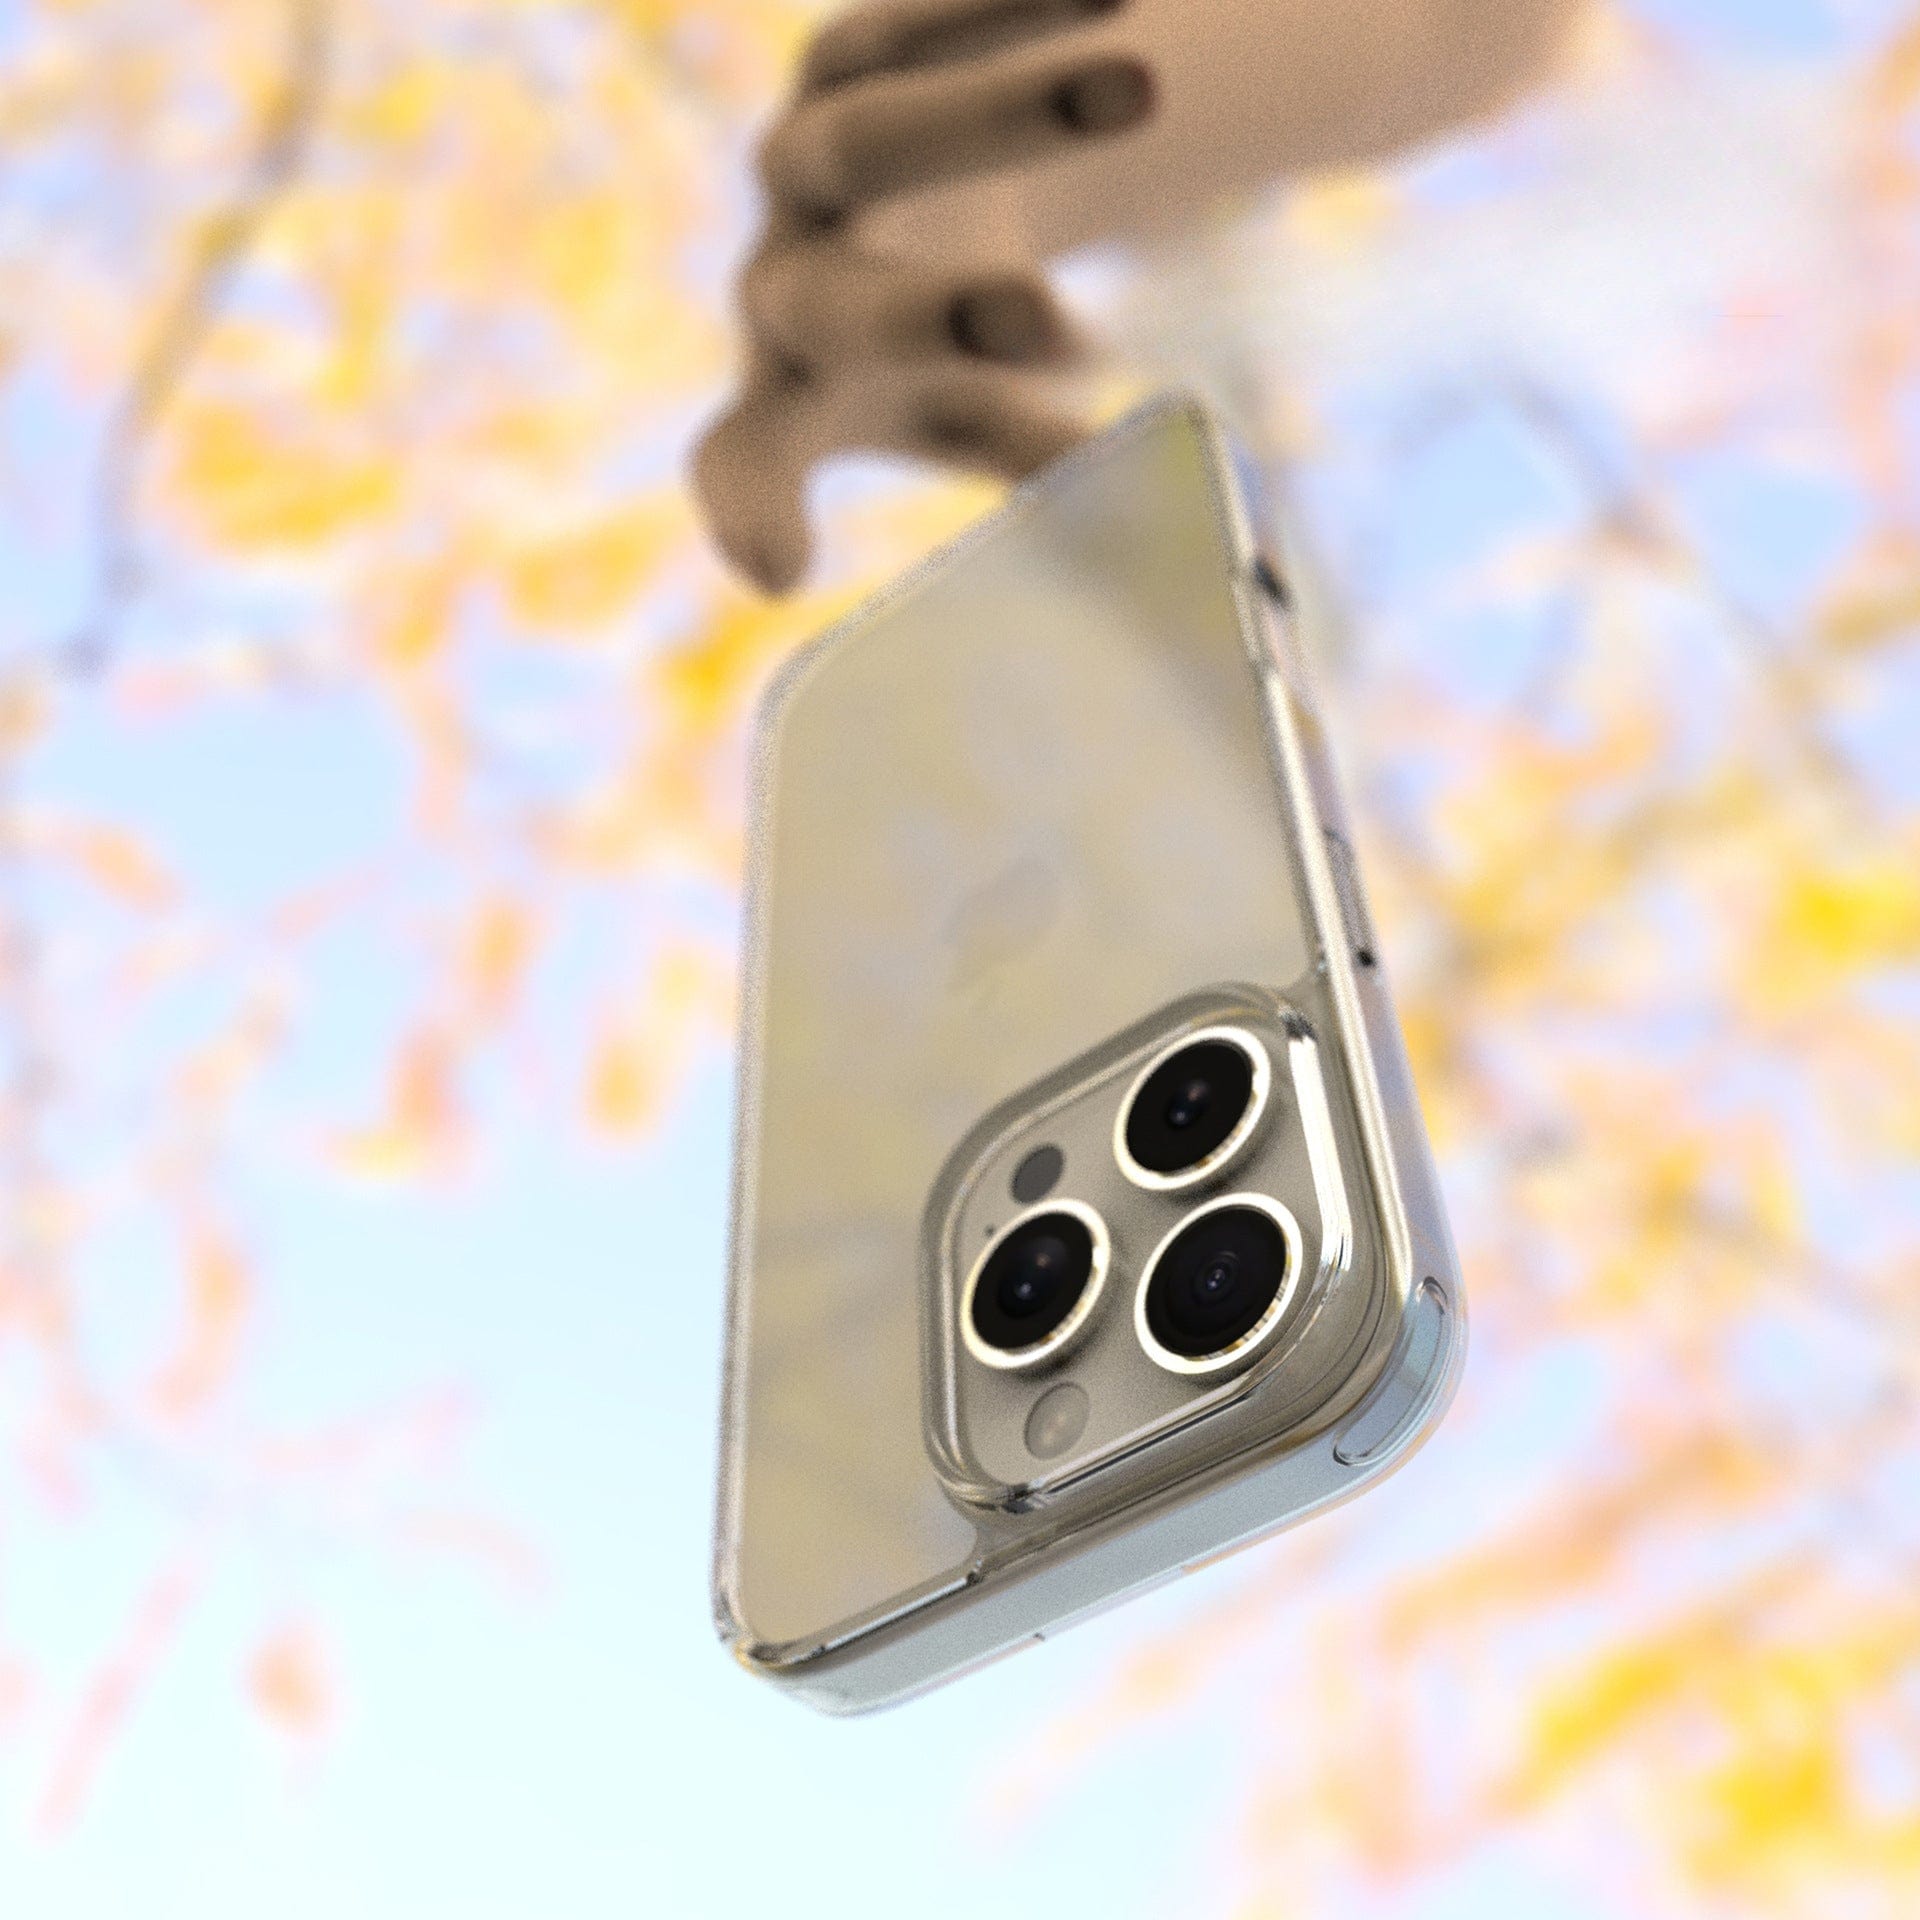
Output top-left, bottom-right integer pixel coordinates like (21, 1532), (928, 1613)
(968, 1208), (1101, 1361)
(1140, 1200), (1294, 1367)
(1120, 1032), (1264, 1184)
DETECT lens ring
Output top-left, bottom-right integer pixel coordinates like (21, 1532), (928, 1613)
(959, 1200), (1111, 1373)
(1134, 1192), (1304, 1377)
(1113, 1025), (1273, 1192)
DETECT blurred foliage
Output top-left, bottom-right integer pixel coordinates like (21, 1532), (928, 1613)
(0, 1), (1918, 1915)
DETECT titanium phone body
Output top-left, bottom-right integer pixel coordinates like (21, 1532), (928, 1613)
(713, 391), (1464, 1713)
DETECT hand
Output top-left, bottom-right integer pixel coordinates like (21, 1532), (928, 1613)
(693, 0), (1592, 596)
(692, 0), (1157, 595)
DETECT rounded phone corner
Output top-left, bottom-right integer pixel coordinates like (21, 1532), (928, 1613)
(711, 1596), (823, 1690)
(1330, 1272), (1466, 1478)
(708, 1563), (764, 1668)
(707, 1547), (826, 1683)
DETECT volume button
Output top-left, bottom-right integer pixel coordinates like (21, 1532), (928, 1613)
(1322, 830), (1378, 970)
(1251, 551), (1291, 608)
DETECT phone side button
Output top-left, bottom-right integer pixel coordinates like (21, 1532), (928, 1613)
(1251, 551), (1292, 608)
(1323, 830), (1379, 971)
(1332, 1278), (1451, 1468)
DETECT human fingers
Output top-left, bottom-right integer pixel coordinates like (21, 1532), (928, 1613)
(739, 232), (1080, 376)
(691, 349), (1090, 593)
(756, 40), (1154, 224)
(800, 0), (1130, 93)
(690, 354), (825, 596)
(858, 362), (1089, 475)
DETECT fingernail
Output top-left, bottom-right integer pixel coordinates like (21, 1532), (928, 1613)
(948, 282), (1055, 362)
(1050, 58), (1154, 135)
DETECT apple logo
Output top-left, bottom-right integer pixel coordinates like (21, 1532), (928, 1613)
(943, 855), (1063, 996)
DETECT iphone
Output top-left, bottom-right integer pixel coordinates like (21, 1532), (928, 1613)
(713, 391), (1463, 1712)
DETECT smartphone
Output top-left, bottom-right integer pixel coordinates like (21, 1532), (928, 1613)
(712, 391), (1463, 1713)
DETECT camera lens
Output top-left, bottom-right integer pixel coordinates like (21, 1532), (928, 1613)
(963, 1203), (1109, 1371)
(1136, 1195), (1301, 1375)
(1116, 1028), (1270, 1189)
(997, 1228), (1075, 1321)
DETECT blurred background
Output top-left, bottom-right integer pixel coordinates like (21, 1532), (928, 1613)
(2, 0), (1918, 1915)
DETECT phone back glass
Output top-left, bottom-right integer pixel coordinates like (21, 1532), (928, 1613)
(721, 400), (1329, 1659)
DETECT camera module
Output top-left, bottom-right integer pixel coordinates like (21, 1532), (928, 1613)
(1135, 1193), (1303, 1376)
(1114, 1026), (1272, 1190)
(961, 1200), (1111, 1372)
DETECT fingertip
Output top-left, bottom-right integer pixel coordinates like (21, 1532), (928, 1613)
(690, 410), (812, 597)
(740, 524), (811, 596)
(713, 513), (811, 597)
(709, 512), (812, 597)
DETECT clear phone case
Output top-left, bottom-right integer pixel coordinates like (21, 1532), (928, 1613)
(714, 392), (1464, 1712)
